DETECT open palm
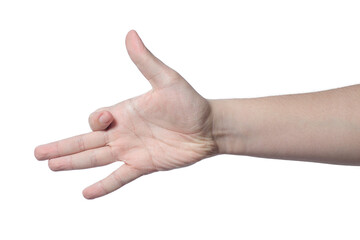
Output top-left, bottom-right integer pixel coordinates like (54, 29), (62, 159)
(35, 30), (217, 199)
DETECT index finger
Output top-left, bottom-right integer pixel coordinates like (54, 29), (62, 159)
(34, 131), (109, 160)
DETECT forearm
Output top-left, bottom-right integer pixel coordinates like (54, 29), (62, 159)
(210, 84), (360, 165)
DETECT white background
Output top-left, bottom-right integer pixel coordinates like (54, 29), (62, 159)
(1, 0), (360, 239)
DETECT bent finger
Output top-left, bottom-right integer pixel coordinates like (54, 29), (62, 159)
(82, 164), (143, 199)
(88, 110), (114, 131)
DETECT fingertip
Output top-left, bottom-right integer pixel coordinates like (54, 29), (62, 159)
(89, 110), (113, 131)
(126, 29), (139, 44)
(48, 159), (57, 171)
(82, 189), (94, 200)
(127, 29), (138, 38)
(48, 159), (65, 172)
(34, 146), (40, 159)
(82, 182), (107, 200)
(34, 145), (46, 160)
(99, 111), (112, 124)
(126, 29), (146, 58)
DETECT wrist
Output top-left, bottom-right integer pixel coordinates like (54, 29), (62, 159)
(209, 99), (248, 155)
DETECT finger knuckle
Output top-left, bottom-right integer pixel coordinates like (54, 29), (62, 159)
(77, 136), (86, 151)
(89, 151), (98, 168)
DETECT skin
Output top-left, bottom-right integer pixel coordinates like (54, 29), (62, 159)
(35, 30), (217, 199)
(35, 30), (360, 199)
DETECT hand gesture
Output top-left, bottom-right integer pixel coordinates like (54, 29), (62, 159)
(35, 30), (218, 199)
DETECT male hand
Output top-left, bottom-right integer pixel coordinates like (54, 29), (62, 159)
(35, 30), (218, 199)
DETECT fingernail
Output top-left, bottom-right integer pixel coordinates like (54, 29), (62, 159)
(99, 113), (110, 124)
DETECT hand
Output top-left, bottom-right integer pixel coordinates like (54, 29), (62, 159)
(35, 30), (218, 199)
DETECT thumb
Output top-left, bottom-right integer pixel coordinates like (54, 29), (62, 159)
(125, 30), (179, 89)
